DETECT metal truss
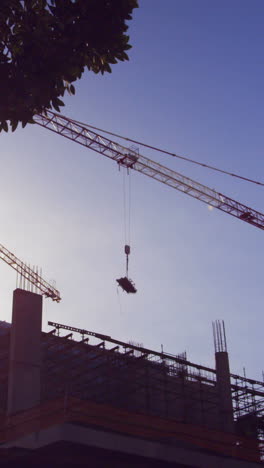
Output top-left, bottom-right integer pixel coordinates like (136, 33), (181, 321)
(34, 111), (264, 231)
(0, 243), (61, 302)
(48, 321), (214, 376)
(46, 322), (264, 423)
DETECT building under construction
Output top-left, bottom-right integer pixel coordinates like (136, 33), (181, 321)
(0, 288), (263, 467)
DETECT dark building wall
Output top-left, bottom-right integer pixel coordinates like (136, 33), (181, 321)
(0, 441), (199, 468)
(8, 289), (42, 414)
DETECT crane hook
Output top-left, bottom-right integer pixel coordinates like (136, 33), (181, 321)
(116, 244), (137, 294)
(125, 244), (130, 277)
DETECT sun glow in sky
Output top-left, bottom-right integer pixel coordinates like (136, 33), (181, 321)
(1, 0), (264, 379)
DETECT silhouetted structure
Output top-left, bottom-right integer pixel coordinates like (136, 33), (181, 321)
(0, 289), (263, 467)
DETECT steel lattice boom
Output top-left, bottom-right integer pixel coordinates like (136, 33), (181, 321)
(34, 110), (264, 231)
(0, 243), (61, 302)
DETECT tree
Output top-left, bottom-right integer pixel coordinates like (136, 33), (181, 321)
(0, 0), (138, 132)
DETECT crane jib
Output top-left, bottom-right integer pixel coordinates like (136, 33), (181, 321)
(0, 244), (61, 302)
(34, 111), (264, 232)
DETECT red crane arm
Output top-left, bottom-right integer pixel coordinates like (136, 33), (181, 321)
(34, 110), (264, 231)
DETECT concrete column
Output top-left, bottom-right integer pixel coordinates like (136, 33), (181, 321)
(7, 289), (42, 415)
(215, 351), (234, 433)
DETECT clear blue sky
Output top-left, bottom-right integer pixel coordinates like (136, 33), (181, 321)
(0, 0), (263, 379)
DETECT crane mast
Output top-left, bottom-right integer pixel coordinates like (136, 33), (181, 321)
(34, 110), (264, 231)
(0, 243), (61, 302)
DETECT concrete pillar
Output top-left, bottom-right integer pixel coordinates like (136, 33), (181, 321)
(215, 351), (234, 433)
(7, 289), (42, 415)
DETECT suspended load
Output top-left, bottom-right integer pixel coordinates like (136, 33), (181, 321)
(116, 245), (137, 294)
(116, 276), (137, 294)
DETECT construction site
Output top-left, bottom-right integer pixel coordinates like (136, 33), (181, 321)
(0, 285), (260, 467)
(2, 2), (264, 466)
(0, 105), (260, 467)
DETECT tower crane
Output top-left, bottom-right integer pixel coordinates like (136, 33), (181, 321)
(34, 110), (264, 292)
(0, 242), (61, 302)
(34, 110), (264, 231)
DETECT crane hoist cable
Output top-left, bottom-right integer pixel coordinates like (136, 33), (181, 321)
(69, 117), (264, 188)
(122, 165), (132, 246)
(117, 165), (137, 294)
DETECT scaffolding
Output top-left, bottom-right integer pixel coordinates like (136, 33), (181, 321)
(44, 321), (264, 458)
(0, 320), (263, 462)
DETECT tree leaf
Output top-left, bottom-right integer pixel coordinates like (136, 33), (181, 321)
(0, 0), (137, 130)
